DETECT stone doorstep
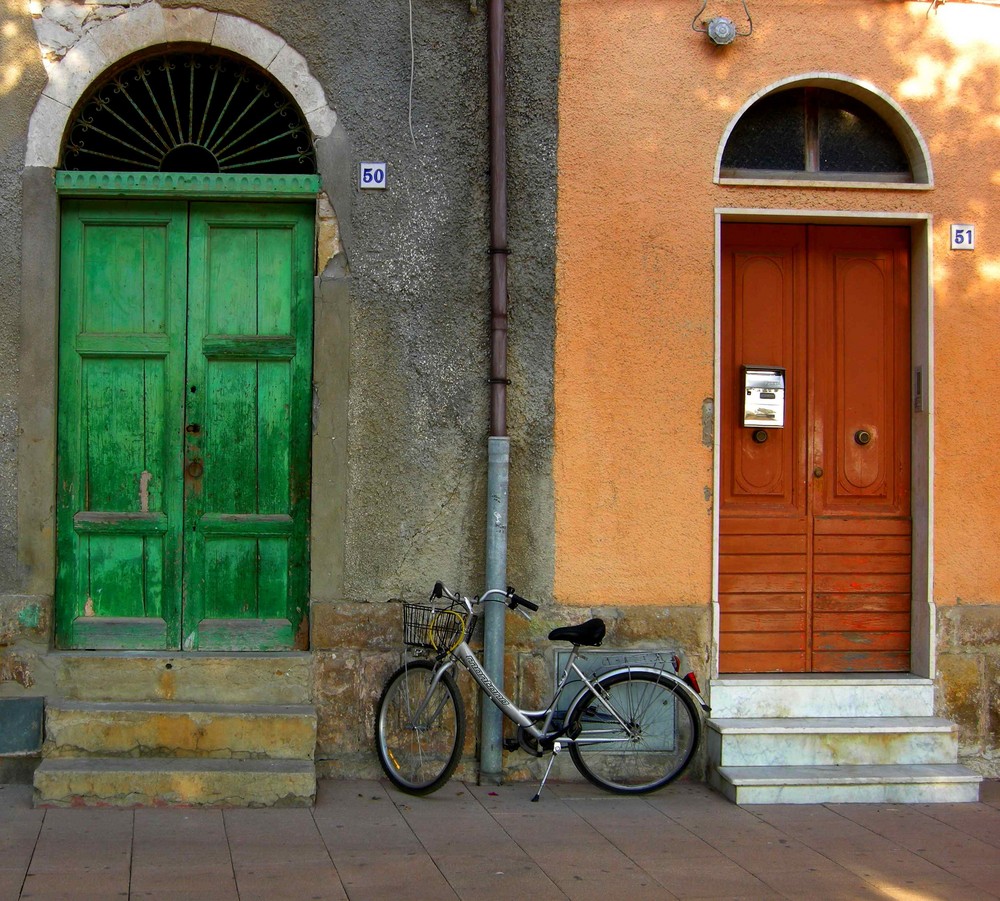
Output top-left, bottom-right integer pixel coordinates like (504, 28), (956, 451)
(50, 652), (313, 705)
(711, 763), (983, 805)
(708, 674), (935, 719)
(707, 717), (959, 767)
(707, 716), (958, 734)
(43, 700), (317, 760)
(33, 757), (316, 808)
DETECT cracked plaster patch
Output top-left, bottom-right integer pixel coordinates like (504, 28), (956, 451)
(162, 5), (216, 44)
(269, 44), (327, 115)
(26, 93), (72, 168)
(90, 1), (166, 64)
(212, 12), (286, 69)
(32, 0), (133, 66)
(40, 32), (109, 107)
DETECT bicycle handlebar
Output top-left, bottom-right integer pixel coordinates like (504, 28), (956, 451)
(508, 591), (539, 612)
(430, 581), (539, 614)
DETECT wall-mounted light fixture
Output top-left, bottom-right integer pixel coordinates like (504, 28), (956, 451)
(692, 0), (753, 45)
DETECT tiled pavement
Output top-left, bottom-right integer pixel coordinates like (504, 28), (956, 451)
(1, 778), (998, 901)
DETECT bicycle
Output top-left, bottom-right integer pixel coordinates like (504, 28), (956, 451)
(374, 582), (709, 801)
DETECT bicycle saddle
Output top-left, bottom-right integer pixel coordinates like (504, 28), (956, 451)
(547, 618), (605, 647)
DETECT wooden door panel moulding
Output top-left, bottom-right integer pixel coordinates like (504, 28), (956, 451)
(719, 222), (912, 674)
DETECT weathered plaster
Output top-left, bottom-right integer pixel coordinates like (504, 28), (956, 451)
(3, 0), (558, 785)
(9, 0), (557, 634)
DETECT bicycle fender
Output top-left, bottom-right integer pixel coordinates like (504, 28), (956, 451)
(562, 666), (708, 726)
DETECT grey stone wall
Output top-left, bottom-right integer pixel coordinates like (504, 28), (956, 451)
(1, 0), (557, 605)
(0, 0), (559, 777)
(151, 0), (560, 603)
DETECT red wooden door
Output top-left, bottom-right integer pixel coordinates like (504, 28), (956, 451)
(720, 224), (911, 673)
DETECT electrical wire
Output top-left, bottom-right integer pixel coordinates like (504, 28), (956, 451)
(408, 0), (417, 150)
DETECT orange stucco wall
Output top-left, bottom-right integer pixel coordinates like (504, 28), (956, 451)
(555, 0), (1000, 608)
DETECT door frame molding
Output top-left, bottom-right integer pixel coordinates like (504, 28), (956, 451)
(712, 209), (934, 678)
(52, 190), (317, 651)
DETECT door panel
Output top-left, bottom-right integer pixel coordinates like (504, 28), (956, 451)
(720, 225), (809, 672)
(720, 224), (911, 673)
(57, 200), (313, 651)
(809, 227), (910, 671)
(57, 201), (187, 649)
(183, 203), (313, 650)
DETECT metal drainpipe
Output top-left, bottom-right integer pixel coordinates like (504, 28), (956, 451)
(480, 0), (509, 786)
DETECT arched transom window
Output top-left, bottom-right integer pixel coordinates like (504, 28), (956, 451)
(719, 82), (929, 186)
(62, 50), (317, 174)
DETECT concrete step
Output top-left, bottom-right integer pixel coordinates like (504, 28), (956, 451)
(710, 763), (982, 805)
(50, 653), (312, 705)
(707, 717), (958, 767)
(43, 701), (316, 760)
(34, 757), (316, 808)
(709, 675), (934, 719)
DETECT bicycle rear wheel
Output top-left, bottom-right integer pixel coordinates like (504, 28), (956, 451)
(375, 660), (465, 795)
(567, 671), (700, 794)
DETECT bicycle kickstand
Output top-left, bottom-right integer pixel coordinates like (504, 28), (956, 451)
(531, 740), (564, 802)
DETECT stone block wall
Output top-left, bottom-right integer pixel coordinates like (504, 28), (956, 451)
(936, 605), (1000, 777)
(0, 596), (50, 695)
(310, 599), (711, 783)
(0, 596), (51, 781)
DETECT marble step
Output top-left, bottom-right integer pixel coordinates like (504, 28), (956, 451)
(43, 700), (317, 760)
(709, 675), (934, 719)
(711, 763), (982, 805)
(707, 716), (958, 767)
(34, 757), (316, 808)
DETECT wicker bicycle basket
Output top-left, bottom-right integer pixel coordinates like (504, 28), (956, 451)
(402, 602), (476, 652)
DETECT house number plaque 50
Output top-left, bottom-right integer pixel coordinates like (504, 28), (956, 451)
(359, 162), (387, 189)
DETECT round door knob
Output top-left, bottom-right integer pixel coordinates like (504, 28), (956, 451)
(855, 429), (873, 446)
(186, 460), (204, 479)
(752, 429), (769, 443)
(813, 467), (824, 478)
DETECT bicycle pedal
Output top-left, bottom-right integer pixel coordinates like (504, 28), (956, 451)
(503, 738), (520, 752)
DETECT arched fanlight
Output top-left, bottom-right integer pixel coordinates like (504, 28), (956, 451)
(62, 50), (316, 174)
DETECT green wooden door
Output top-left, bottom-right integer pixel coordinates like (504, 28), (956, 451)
(57, 199), (313, 650)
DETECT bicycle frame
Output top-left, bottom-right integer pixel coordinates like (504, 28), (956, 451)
(418, 632), (702, 750)
(381, 584), (708, 800)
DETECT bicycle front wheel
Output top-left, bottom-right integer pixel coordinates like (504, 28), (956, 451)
(375, 660), (465, 795)
(567, 671), (700, 794)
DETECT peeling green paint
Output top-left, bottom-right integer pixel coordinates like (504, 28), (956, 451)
(17, 605), (41, 630)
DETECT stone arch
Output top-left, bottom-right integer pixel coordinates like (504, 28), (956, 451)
(714, 73), (933, 187)
(27, 5), (336, 168)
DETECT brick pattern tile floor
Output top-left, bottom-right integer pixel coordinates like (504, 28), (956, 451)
(0, 778), (997, 900)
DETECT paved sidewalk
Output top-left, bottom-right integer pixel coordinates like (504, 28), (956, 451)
(1, 778), (998, 901)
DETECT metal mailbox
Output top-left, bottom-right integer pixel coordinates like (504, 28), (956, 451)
(742, 366), (785, 428)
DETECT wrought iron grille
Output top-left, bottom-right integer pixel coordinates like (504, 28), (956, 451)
(62, 51), (316, 174)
